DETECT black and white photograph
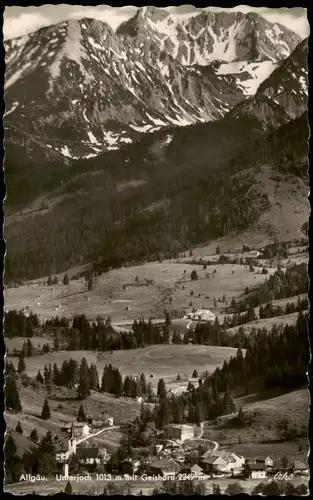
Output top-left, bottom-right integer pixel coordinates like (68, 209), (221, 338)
(3, 4), (310, 496)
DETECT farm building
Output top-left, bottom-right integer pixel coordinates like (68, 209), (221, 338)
(183, 309), (215, 322)
(165, 423), (195, 442)
(292, 460), (309, 474)
(180, 463), (204, 477)
(86, 412), (114, 427)
(55, 443), (70, 463)
(201, 450), (244, 474)
(248, 463), (267, 479)
(148, 458), (180, 477)
(61, 422), (90, 438)
(119, 458), (140, 475)
(76, 446), (107, 465)
(245, 456), (273, 468)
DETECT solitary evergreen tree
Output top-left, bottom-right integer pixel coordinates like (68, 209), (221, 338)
(192, 369), (198, 378)
(5, 376), (22, 412)
(63, 273), (69, 285)
(237, 406), (245, 424)
(5, 434), (17, 462)
(30, 428), (39, 442)
(17, 353), (26, 373)
(191, 270), (198, 281)
(53, 276), (58, 285)
(157, 379), (166, 399)
(26, 339), (34, 357)
(41, 398), (51, 420)
(47, 275), (53, 286)
(64, 481), (72, 494)
(36, 370), (44, 385)
(15, 421), (23, 434)
(77, 404), (86, 423)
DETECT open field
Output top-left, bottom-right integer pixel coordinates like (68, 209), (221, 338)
(4, 259), (277, 324)
(203, 389), (308, 454)
(5, 335), (54, 353)
(10, 345), (240, 390)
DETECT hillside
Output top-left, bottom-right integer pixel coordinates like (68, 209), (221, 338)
(5, 109), (308, 283)
(203, 388), (308, 460)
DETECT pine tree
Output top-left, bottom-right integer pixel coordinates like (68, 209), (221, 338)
(41, 398), (51, 420)
(5, 376), (22, 412)
(30, 428), (39, 442)
(139, 373), (147, 395)
(15, 421), (23, 434)
(191, 270), (198, 280)
(53, 276), (58, 285)
(237, 406), (245, 424)
(192, 369), (198, 378)
(4, 434), (17, 462)
(17, 353), (26, 373)
(77, 404), (86, 423)
(36, 370), (44, 384)
(64, 481), (72, 494)
(78, 358), (90, 400)
(26, 339), (34, 357)
(213, 484), (222, 495)
(165, 311), (172, 326)
(88, 363), (99, 390)
(47, 275), (53, 286)
(52, 363), (60, 385)
(157, 378), (166, 399)
(63, 273), (69, 285)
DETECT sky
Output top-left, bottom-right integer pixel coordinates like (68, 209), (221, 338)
(3, 5), (309, 41)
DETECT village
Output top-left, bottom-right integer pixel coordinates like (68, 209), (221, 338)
(51, 405), (309, 484)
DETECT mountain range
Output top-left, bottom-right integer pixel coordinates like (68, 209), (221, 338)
(3, 8), (309, 282)
(4, 8), (304, 160)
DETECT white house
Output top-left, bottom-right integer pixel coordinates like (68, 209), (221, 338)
(166, 424), (195, 443)
(249, 463), (267, 479)
(202, 451), (244, 474)
(183, 309), (215, 322)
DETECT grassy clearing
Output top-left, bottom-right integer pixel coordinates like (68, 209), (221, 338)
(226, 312), (301, 335)
(10, 345), (239, 390)
(203, 389), (308, 454)
(4, 259), (276, 323)
(5, 336), (54, 353)
(5, 383), (141, 445)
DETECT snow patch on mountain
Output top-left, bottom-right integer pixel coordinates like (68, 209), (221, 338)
(216, 60), (278, 95)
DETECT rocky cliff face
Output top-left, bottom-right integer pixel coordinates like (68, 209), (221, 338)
(4, 9), (303, 160)
(227, 38), (308, 128)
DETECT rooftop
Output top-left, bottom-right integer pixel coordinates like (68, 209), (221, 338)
(76, 447), (99, 459)
(64, 422), (89, 428)
(293, 460), (308, 470)
(168, 424), (194, 430)
(150, 458), (180, 470)
(249, 463), (267, 471)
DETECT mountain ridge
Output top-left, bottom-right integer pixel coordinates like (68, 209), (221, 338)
(4, 11), (303, 160)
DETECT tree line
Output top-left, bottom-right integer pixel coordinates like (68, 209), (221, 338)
(232, 263), (308, 313)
